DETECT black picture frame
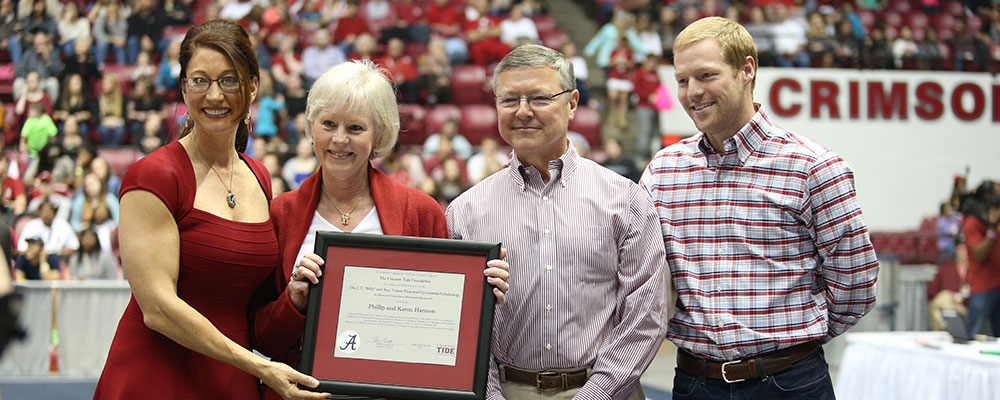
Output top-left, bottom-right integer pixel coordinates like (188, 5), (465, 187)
(300, 232), (500, 400)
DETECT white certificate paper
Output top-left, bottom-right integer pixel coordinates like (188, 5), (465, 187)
(334, 266), (465, 366)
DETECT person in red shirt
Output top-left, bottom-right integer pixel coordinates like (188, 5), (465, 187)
(606, 43), (633, 128)
(392, 0), (430, 43)
(463, 0), (510, 66)
(631, 55), (660, 158)
(377, 37), (419, 103)
(962, 180), (1000, 336)
(333, 0), (370, 50)
(427, 0), (468, 64)
(0, 153), (25, 219)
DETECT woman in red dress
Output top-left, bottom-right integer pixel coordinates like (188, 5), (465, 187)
(94, 20), (329, 400)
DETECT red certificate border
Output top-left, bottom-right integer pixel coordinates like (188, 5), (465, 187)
(299, 232), (499, 400)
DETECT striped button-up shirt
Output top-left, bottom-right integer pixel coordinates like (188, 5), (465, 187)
(640, 106), (878, 362)
(447, 144), (668, 400)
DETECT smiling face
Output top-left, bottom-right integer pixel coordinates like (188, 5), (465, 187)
(495, 67), (578, 169)
(674, 38), (756, 143)
(181, 47), (256, 137)
(311, 106), (375, 182)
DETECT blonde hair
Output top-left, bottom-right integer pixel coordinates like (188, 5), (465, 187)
(305, 60), (399, 159)
(674, 17), (758, 90)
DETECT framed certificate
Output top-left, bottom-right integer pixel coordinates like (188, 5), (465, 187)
(300, 232), (500, 400)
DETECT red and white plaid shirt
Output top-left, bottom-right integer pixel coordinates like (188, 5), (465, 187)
(641, 106), (879, 361)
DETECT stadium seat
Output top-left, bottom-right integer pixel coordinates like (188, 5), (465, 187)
(904, 12), (929, 31)
(930, 13), (956, 33)
(450, 64), (491, 105)
(397, 103), (428, 145)
(888, 0), (912, 13)
(459, 104), (499, 146)
(856, 10), (876, 30)
(98, 148), (144, 178)
(882, 11), (903, 29)
(567, 105), (601, 148)
(425, 104), (462, 138)
(540, 30), (569, 50)
(531, 15), (557, 34)
(941, 0), (966, 16)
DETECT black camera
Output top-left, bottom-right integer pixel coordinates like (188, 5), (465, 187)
(959, 180), (1000, 225)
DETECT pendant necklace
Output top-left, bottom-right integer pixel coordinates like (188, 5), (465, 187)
(321, 186), (361, 226)
(193, 136), (238, 208)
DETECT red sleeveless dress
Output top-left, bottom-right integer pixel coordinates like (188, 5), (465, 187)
(94, 141), (279, 399)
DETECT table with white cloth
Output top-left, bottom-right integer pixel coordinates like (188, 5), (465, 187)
(836, 331), (1000, 400)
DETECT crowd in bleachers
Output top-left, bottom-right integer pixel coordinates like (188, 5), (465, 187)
(0, 0), (998, 282)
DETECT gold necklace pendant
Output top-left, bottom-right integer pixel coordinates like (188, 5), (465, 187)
(340, 213), (350, 226)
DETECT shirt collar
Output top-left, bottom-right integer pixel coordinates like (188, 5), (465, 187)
(507, 139), (579, 190)
(697, 103), (771, 166)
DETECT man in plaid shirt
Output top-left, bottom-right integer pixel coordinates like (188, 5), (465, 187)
(641, 17), (879, 399)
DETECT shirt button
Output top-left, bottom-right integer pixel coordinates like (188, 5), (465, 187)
(545, 304), (552, 311)
(545, 265), (552, 272)
(545, 343), (552, 350)
(544, 229), (550, 235)
(542, 195), (548, 201)
(715, 209), (722, 217)
(716, 248), (723, 255)
(716, 286), (722, 292)
(718, 321), (724, 328)
(560, 179), (566, 186)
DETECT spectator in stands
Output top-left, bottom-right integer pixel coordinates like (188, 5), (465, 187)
(89, 156), (120, 197)
(13, 31), (62, 100)
(389, 0), (431, 43)
(989, 7), (1000, 45)
(19, 103), (56, 158)
(132, 51), (158, 83)
(0, 0), (22, 64)
(91, 0), (127, 67)
(138, 114), (165, 155)
(25, 172), (69, 218)
(302, 29), (347, 87)
(364, 0), (396, 38)
(435, 157), (467, 203)
(62, 36), (99, 86)
(19, 0), (56, 45)
(423, 135), (466, 184)
(127, 79), (166, 145)
(296, 0), (326, 30)
(927, 236), (969, 331)
(658, 5), (681, 61)
(463, 0), (512, 66)
(61, 116), (85, 156)
(939, 201), (963, 262)
(25, 143), (73, 188)
(96, 74), (126, 146)
(499, 3), (539, 47)
(770, 4), (810, 67)
(805, 11), (835, 67)
(156, 39), (182, 97)
(633, 11), (662, 64)
(601, 137), (640, 182)
(378, 38), (419, 103)
(744, 7), (776, 66)
(14, 70), (54, 130)
(349, 32), (378, 61)
(632, 55), (660, 158)
(418, 36), (452, 105)
(422, 117), (473, 160)
(606, 43), (634, 128)
(13, 236), (59, 280)
(282, 138), (318, 190)
(949, 17), (989, 71)
(917, 28), (945, 70)
(126, 0), (168, 64)
(333, 0), (370, 51)
(861, 25), (894, 69)
(163, 0), (192, 26)
(834, 19), (862, 68)
(892, 26), (919, 69)
(56, 1), (88, 57)
(68, 228), (118, 280)
(466, 136), (507, 184)
(255, 71), (285, 142)
(70, 171), (119, 232)
(584, 10), (646, 70)
(560, 41), (591, 106)
(427, 0), (468, 64)
(0, 153), (26, 220)
(378, 142), (425, 188)
(18, 200), (78, 271)
(270, 35), (304, 92)
(962, 180), (1000, 336)
(282, 72), (308, 129)
(53, 73), (93, 136)
(70, 142), (96, 189)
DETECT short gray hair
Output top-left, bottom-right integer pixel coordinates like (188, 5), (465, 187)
(304, 60), (400, 159)
(491, 44), (575, 93)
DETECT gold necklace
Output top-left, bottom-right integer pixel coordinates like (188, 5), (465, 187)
(321, 185), (363, 226)
(192, 136), (237, 208)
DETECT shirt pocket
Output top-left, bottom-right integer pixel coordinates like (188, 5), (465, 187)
(565, 226), (619, 284)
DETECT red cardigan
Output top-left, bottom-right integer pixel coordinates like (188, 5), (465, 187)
(251, 164), (447, 372)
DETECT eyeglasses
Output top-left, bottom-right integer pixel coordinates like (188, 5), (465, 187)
(185, 76), (241, 92)
(495, 89), (572, 110)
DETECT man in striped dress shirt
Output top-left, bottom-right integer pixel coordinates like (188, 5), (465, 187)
(447, 44), (669, 399)
(640, 17), (879, 399)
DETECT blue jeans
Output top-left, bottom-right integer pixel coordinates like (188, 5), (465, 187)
(95, 40), (126, 65)
(99, 125), (125, 145)
(967, 287), (1000, 336)
(672, 349), (836, 400)
(6, 37), (22, 63)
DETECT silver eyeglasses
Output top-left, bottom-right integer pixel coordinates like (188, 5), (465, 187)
(185, 76), (242, 92)
(495, 89), (572, 110)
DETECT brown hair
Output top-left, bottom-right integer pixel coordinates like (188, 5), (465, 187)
(674, 17), (758, 90)
(178, 19), (259, 153)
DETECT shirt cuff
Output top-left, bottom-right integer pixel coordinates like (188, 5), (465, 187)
(572, 384), (614, 400)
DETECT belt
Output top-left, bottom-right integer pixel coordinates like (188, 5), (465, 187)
(498, 364), (589, 392)
(677, 341), (821, 384)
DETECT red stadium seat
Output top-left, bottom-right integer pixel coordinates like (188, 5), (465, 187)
(567, 106), (601, 148)
(941, 0), (966, 16)
(882, 11), (903, 29)
(425, 104), (462, 137)
(162, 25), (188, 41)
(397, 103), (428, 145)
(449, 64), (491, 105)
(888, 0), (912, 13)
(905, 12), (929, 31)
(856, 10), (876, 30)
(531, 15), (557, 34)
(930, 13), (956, 32)
(540, 30), (569, 50)
(98, 148), (144, 178)
(459, 104), (499, 146)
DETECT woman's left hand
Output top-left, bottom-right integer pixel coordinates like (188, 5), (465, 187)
(288, 253), (324, 313)
(485, 247), (510, 304)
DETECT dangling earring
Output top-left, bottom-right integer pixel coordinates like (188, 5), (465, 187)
(244, 111), (253, 136)
(183, 112), (192, 131)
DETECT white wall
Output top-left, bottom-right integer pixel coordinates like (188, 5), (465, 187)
(657, 66), (1000, 231)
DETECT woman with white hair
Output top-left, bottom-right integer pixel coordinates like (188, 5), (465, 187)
(251, 60), (510, 400)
